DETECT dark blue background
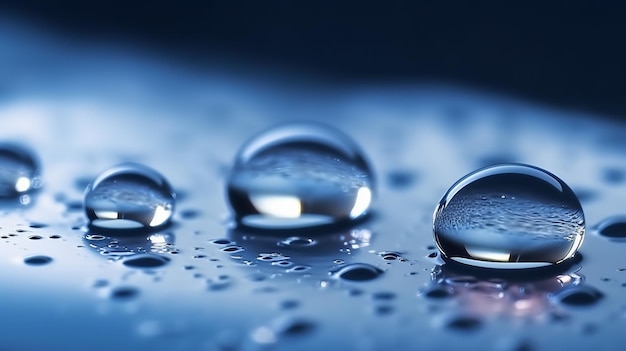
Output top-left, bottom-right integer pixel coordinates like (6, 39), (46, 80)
(1, 0), (625, 118)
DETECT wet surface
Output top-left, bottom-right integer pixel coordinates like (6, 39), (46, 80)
(2, 21), (626, 351)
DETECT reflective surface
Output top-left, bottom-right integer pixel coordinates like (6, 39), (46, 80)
(84, 163), (176, 230)
(227, 122), (375, 230)
(3, 21), (626, 351)
(434, 164), (585, 269)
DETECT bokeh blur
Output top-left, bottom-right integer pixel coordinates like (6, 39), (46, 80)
(1, 0), (625, 119)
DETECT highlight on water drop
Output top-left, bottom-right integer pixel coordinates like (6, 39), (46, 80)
(433, 163), (585, 269)
(226, 122), (375, 230)
(0, 142), (42, 197)
(84, 163), (176, 231)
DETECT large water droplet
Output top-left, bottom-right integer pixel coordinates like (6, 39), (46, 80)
(0, 143), (41, 197)
(433, 164), (584, 269)
(84, 163), (176, 231)
(226, 122), (375, 230)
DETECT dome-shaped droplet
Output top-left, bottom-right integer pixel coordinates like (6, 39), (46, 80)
(433, 164), (584, 269)
(84, 163), (176, 230)
(0, 143), (41, 197)
(226, 122), (375, 230)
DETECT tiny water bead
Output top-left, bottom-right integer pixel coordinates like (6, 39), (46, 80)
(226, 122), (375, 230)
(23, 255), (53, 266)
(84, 163), (176, 230)
(0, 143), (42, 197)
(433, 164), (585, 269)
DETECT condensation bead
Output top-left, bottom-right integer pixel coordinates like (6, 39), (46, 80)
(0, 143), (41, 197)
(227, 122), (375, 230)
(433, 164), (584, 269)
(84, 163), (176, 231)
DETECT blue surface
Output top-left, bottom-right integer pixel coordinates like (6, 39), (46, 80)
(1, 20), (626, 351)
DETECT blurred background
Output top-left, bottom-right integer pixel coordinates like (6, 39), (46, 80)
(1, 0), (625, 120)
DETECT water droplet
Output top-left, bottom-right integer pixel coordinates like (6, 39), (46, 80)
(23, 255), (53, 266)
(90, 279), (108, 288)
(330, 263), (383, 281)
(28, 235), (43, 240)
(287, 265), (311, 273)
(29, 223), (48, 229)
(279, 299), (300, 310)
(379, 251), (402, 260)
(421, 287), (455, 299)
(373, 305), (394, 316)
(555, 286), (604, 306)
(445, 316), (482, 331)
(122, 254), (170, 268)
(211, 238), (233, 245)
(273, 316), (316, 336)
(433, 164), (585, 269)
(372, 291), (396, 300)
(49, 235), (61, 239)
(602, 167), (625, 184)
(84, 163), (176, 231)
(386, 170), (416, 189)
(595, 216), (626, 240)
(0, 143), (41, 197)
(226, 122), (375, 230)
(207, 275), (232, 291)
(110, 286), (140, 300)
(278, 236), (316, 247)
(257, 253), (290, 262)
(179, 209), (200, 219)
(221, 245), (244, 253)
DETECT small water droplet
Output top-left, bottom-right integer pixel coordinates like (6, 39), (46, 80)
(23, 255), (53, 266)
(257, 253), (290, 262)
(595, 216), (626, 240)
(555, 286), (604, 306)
(179, 209), (200, 219)
(433, 164), (585, 269)
(84, 163), (176, 230)
(602, 167), (625, 184)
(379, 251), (402, 261)
(386, 170), (416, 189)
(221, 245), (244, 253)
(92, 279), (109, 288)
(373, 305), (394, 316)
(287, 265), (311, 273)
(421, 287), (455, 299)
(28, 235), (43, 240)
(278, 236), (316, 247)
(330, 263), (383, 281)
(273, 316), (316, 336)
(29, 223), (48, 229)
(0, 143), (41, 197)
(211, 239), (233, 245)
(110, 286), (140, 300)
(445, 316), (482, 331)
(207, 275), (232, 291)
(226, 122), (375, 230)
(372, 291), (396, 300)
(279, 299), (300, 310)
(123, 254), (171, 268)
(49, 235), (61, 239)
